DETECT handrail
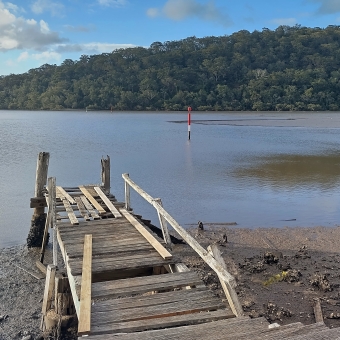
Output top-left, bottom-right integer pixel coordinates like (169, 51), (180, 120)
(122, 173), (237, 288)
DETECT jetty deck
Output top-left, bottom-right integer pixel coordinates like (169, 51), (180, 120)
(32, 153), (340, 339)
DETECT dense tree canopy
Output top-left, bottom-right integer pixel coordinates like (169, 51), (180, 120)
(2, 25), (340, 111)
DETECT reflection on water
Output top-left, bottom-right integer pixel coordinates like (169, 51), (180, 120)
(235, 153), (340, 190)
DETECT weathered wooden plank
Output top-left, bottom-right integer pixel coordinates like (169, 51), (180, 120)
(79, 186), (106, 215)
(90, 309), (233, 335)
(120, 208), (172, 260)
(208, 244), (243, 317)
(56, 186), (76, 204)
(93, 287), (216, 310)
(78, 234), (92, 335)
(154, 198), (172, 249)
(85, 316), (267, 340)
(92, 299), (226, 325)
(74, 196), (91, 221)
(313, 298), (324, 323)
(94, 186), (122, 218)
(30, 196), (47, 208)
(41, 264), (56, 315)
(62, 198), (79, 225)
(80, 195), (100, 220)
(91, 271), (202, 299)
(69, 243), (154, 258)
(70, 256), (174, 276)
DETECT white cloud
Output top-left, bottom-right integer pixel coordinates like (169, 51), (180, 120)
(31, 0), (64, 16)
(147, 0), (232, 27)
(146, 8), (160, 18)
(17, 51), (29, 61)
(308, 0), (340, 14)
(31, 51), (61, 62)
(97, 0), (128, 7)
(0, 0), (65, 51)
(271, 18), (297, 26)
(55, 42), (136, 53)
(4, 2), (23, 13)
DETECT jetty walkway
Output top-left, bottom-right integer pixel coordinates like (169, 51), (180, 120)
(30, 153), (340, 339)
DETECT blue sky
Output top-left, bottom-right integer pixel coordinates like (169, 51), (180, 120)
(0, 0), (340, 76)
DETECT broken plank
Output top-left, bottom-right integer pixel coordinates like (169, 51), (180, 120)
(78, 234), (92, 335)
(62, 198), (79, 225)
(74, 196), (91, 221)
(119, 208), (172, 260)
(56, 186), (76, 204)
(79, 186), (106, 215)
(94, 186), (122, 218)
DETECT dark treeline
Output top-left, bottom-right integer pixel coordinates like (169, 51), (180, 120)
(2, 25), (340, 111)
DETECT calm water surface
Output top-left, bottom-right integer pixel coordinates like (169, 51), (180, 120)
(1, 110), (340, 248)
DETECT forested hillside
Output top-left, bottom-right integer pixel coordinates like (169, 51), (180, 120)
(1, 25), (340, 111)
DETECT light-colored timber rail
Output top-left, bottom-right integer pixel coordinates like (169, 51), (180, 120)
(31, 153), (340, 339)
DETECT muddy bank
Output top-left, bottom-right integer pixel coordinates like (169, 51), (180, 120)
(175, 225), (340, 329)
(2, 226), (340, 339)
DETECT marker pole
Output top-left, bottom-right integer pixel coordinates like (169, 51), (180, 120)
(188, 106), (192, 140)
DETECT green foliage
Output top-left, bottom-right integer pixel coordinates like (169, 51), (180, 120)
(2, 25), (340, 111)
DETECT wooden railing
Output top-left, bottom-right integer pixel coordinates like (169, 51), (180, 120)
(122, 173), (244, 317)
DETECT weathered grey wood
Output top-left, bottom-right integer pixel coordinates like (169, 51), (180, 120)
(154, 198), (172, 249)
(79, 186), (106, 215)
(74, 196), (91, 221)
(123, 173), (131, 211)
(91, 271), (202, 299)
(122, 174), (236, 287)
(48, 177), (58, 266)
(101, 155), (110, 193)
(313, 298), (324, 323)
(34, 152), (50, 216)
(79, 195), (100, 219)
(62, 198), (79, 225)
(56, 186), (76, 204)
(41, 264), (56, 315)
(90, 309), (233, 335)
(119, 208), (172, 260)
(207, 244), (243, 317)
(78, 234), (92, 335)
(86, 316), (267, 339)
(94, 186), (122, 218)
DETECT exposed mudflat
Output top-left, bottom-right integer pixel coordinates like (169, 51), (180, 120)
(2, 226), (340, 339)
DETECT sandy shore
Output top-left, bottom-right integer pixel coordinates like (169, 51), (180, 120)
(1, 225), (340, 339)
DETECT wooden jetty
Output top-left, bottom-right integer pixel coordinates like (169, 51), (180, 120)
(31, 153), (340, 339)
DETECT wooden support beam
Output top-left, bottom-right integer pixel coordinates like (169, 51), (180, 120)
(154, 198), (172, 250)
(94, 186), (122, 218)
(101, 155), (110, 194)
(207, 244), (243, 317)
(78, 234), (92, 336)
(79, 186), (106, 215)
(119, 208), (172, 260)
(41, 264), (56, 330)
(49, 177), (58, 266)
(30, 197), (47, 208)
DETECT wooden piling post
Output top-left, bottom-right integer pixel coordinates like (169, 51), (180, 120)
(28, 152), (50, 248)
(207, 244), (243, 317)
(124, 173), (131, 211)
(101, 155), (110, 194)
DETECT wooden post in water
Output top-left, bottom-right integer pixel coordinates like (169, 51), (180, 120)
(28, 152), (50, 248)
(101, 155), (110, 194)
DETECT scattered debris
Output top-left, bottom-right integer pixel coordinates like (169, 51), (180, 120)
(310, 273), (332, 292)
